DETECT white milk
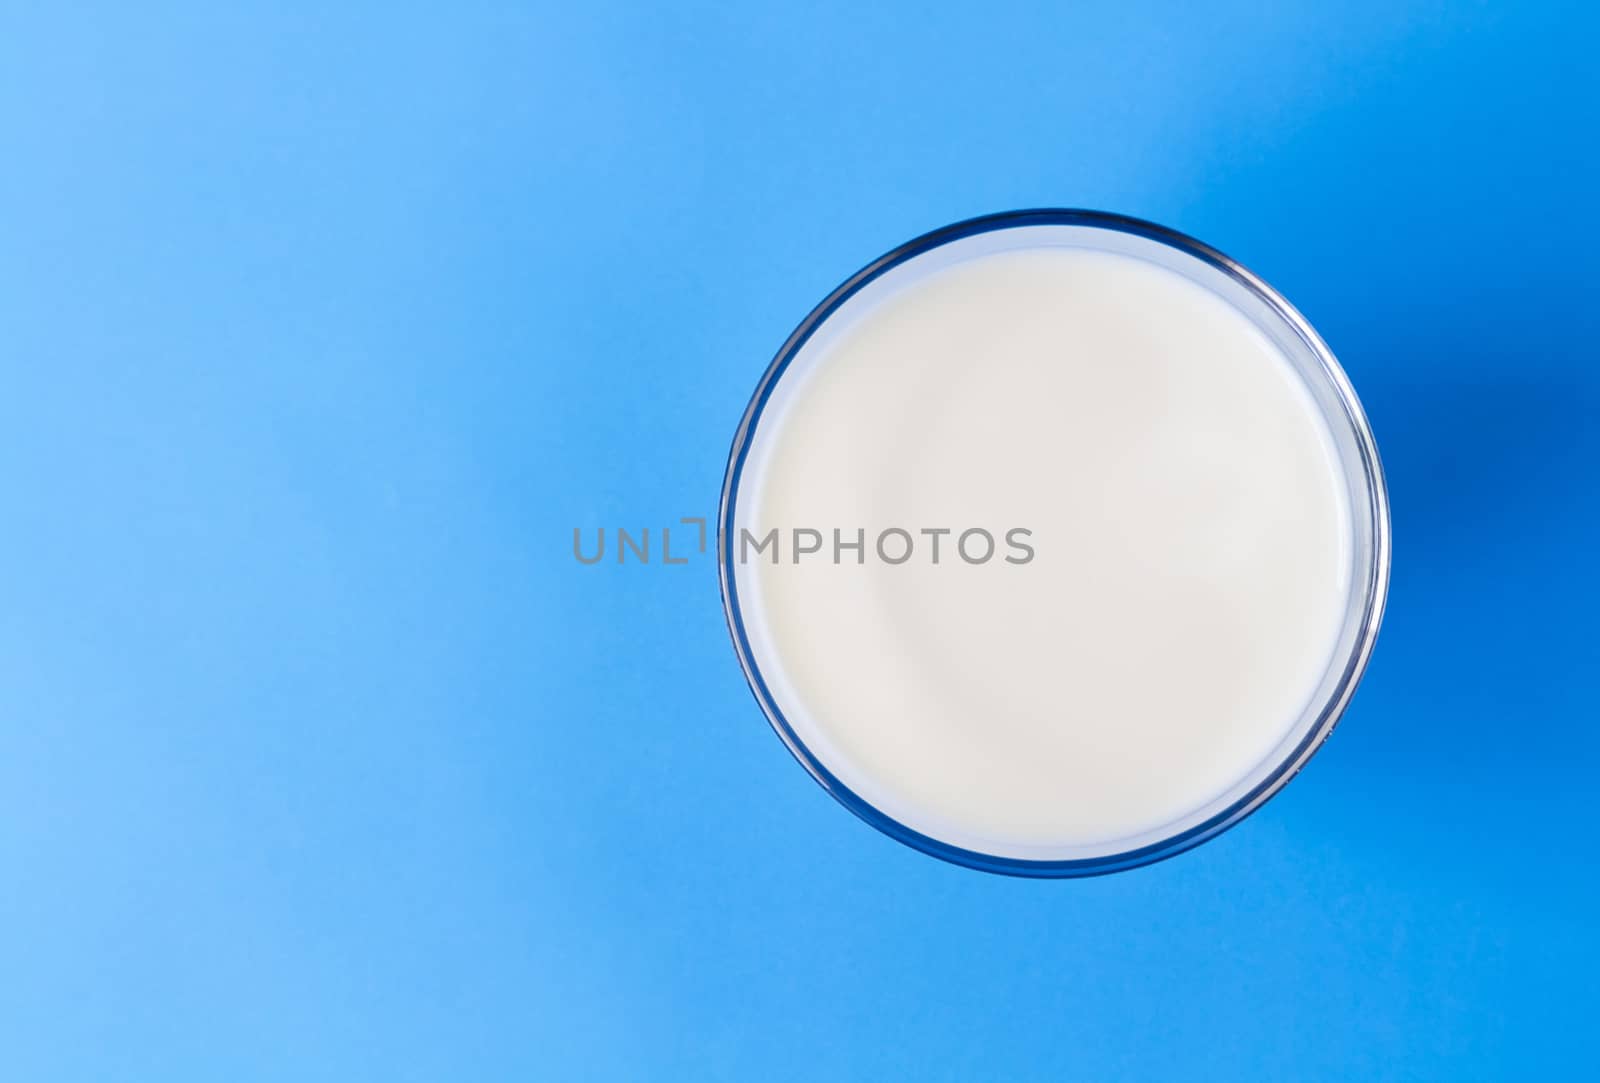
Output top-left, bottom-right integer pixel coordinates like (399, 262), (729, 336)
(728, 226), (1361, 865)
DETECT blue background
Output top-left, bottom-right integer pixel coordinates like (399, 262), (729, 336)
(3, 2), (1596, 1079)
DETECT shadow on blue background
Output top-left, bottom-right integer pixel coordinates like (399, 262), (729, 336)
(1, 2), (1595, 1079)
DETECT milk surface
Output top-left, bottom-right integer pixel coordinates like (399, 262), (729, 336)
(731, 241), (1354, 861)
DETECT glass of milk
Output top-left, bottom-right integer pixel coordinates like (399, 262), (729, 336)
(719, 210), (1390, 876)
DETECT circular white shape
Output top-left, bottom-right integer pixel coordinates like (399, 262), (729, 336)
(720, 213), (1388, 876)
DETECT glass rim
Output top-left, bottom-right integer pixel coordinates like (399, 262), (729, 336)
(717, 208), (1391, 878)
